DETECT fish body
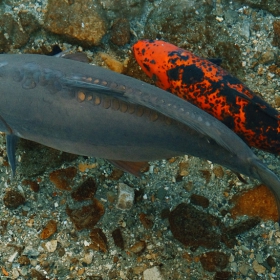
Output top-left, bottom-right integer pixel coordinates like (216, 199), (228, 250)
(1, 54), (280, 215)
(133, 39), (280, 155)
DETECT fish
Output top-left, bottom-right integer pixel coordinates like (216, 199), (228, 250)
(0, 53), (280, 216)
(132, 39), (280, 155)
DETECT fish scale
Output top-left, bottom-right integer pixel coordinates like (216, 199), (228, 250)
(133, 39), (280, 155)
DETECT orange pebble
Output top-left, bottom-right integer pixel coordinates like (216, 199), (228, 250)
(230, 184), (278, 221)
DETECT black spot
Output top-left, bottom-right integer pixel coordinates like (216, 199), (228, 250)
(150, 59), (156, 64)
(167, 65), (204, 84)
(182, 65), (204, 84)
(141, 48), (146, 55)
(143, 63), (150, 72)
(167, 67), (180, 80)
(168, 51), (189, 61)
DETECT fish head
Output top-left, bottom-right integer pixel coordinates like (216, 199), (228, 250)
(132, 39), (192, 91)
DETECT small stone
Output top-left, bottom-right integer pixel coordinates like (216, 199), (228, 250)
(99, 52), (124, 73)
(18, 255), (30, 266)
(200, 251), (229, 272)
(3, 189), (25, 209)
(259, 51), (276, 65)
(49, 167), (77, 191)
(143, 266), (164, 280)
(66, 198), (105, 230)
(179, 162), (189, 176)
(213, 166), (224, 178)
(30, 269), (46, 280)
(139, 213), (154, 229)
(190, 194), (209, 208)
(129, 240), (146, 254)
(252, 260), (266, 274)
(89, 228), (108, 253)
(40, 220), (57, 240)
(239, 263), (250, 276)
(8, 251), (18, 262)
(82, 251), (94, 264)
(71, 177), (97, 201)
(112, 228), (125, 250)
(22, 246), (40, 257)
(116, 183), (134, 210)
(110, 18), (130, 46)
(266, 255), (276, 267)
(45, 240), (58, 252)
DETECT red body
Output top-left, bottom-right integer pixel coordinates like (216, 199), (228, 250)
(133, 39), (280, 155)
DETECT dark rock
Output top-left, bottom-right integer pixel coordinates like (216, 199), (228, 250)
(66, 199), (105, 230)
(3, 189), (25, 209)
(110, 18), (130, 46)
(221, 217), (260, 248)
(200, 251), (229, 272)
(44, 0), (108, 46)
(190, 194), (210, 208)
(71, 177), (97, 201)
(169, 203), (221, 249)
(112, 228), (124, 250)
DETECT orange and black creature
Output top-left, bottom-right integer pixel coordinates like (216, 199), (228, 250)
(133, 39), (280, 155)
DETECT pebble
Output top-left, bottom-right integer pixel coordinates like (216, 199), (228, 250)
(116, 183), (135, 210)
(82, 251), (94, 264)
(252, 260), (266, 274)
(239, 263), (250, 276)
(45, 240), (58, 253)
(259, 51), (276, 64)
(22, 246), (40, 257)
(143, 266), (164, 280)
(8, 251), (18, 262)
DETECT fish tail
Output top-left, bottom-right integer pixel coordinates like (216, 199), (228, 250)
(250, 157), (280, 220)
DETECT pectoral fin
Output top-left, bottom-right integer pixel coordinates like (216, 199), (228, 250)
(6, 134), (18, 176)
(108, 160), (149, 177)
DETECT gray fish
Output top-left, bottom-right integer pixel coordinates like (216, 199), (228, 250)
(0, 54), (279, 216)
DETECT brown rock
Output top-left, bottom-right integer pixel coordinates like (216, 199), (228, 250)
(272, 20), (280, 47)
(213, 166), (224, 178)
(169, 203), (221, 249)
(214, 271), (232, 280)
(99, 52), (124, 73)
(0, 220), (8, 235)
(109, 168), (124, 180)
(44, 0), (107, 46)
(89, 228), (108, 253)
(49, 167), (77, 191)
(18, 255), (30, 266)
(230, 184), (278, 221)
(129, 240), (146, 254)
(30, 269), (47, 280)
(66, 198), (105, 230)
(22, 179), (40, 192)
(71, 177), (97, 201)
(221, 217), (260, 248)
(3, 190), (25, 209)
(190, 194), (209, 208)
(266, 255), (276, 268)
(139, 213), (154, 229)
(110, 18), (130, 46)
(112, 228), (124, 250)
(40, 220), (58, 240)
(0, 11), (39, 51)
(200, 251), (229, 272)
